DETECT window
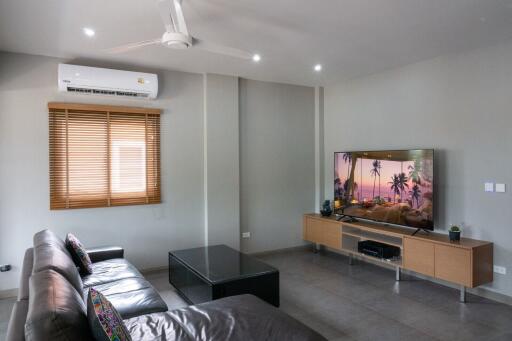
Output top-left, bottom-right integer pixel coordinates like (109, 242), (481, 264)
(49, 102), (161, 209)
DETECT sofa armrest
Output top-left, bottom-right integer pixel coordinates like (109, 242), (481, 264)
(87, 246), (124, 263)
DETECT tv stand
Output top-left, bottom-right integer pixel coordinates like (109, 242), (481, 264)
(411, 228), (431, 236)
(303, 213), (493, 303)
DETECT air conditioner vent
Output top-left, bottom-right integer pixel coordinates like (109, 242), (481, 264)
(67, 87), (150, 98)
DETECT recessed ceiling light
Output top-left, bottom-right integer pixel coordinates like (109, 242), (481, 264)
(83, 27), (95, 37)
(252, 54), (261, 62)
(314, 64), (322, 72)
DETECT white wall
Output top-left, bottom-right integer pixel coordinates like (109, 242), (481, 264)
(324, 40), (512, 297)
(0, 52), (317, 292)
(240, 79), (316, 253)
(0, 52), (205, 291)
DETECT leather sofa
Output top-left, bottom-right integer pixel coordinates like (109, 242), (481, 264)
(6, 230), (326, 341)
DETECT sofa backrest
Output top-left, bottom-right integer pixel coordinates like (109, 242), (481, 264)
(32, 230), (83, 293)
(17, 248), (33, 301)
(5, 300), (28, 341)
(5, 247), (34, 341)
(33, 229), (69, 255)
(24, 270), (93, 341)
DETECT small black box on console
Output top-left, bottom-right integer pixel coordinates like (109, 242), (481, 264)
(357, 240), (400, 259)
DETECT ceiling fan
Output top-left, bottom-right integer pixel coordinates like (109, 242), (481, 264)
(106, 0), (256, 60)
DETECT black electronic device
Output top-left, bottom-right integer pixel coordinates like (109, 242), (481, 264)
(357, 240), (400, 260)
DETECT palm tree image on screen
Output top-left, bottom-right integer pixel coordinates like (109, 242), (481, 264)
(334, 150), (433, 229)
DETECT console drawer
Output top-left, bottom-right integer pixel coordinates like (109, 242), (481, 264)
(435, 244), (471, 287)
(403, 237), (435, 276)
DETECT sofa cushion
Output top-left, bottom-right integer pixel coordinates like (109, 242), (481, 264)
(24, 270), (93, 341)
(32, 238), (83, 293)
(124, 294), (327, 341)
(18, 248), (34, 301)
(6, 300), (28, 341)
(84, 277), (168, 319)
(125, 312), (193, 341)
(66, 233), (93, 275)
(87, 288), (132, 341)
(82, 259), (143, 288)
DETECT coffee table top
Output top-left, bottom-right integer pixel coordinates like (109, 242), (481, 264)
(169, 244), (278, 284)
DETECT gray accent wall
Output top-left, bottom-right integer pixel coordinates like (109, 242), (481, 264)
(204, 74), (240, 250)
(240, 79), (316, 253)
(324, 40), (512, 297)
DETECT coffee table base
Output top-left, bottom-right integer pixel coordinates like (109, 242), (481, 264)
(169, 253), (279, 307)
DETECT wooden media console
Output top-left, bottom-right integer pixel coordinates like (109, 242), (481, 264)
(303, 213), (493, 302)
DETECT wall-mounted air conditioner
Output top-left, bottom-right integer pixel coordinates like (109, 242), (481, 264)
(58, 64), (158, 99)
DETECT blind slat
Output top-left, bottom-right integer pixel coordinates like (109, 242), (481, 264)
(49, 103), (161, 210)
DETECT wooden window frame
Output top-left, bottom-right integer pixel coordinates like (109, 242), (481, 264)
(49, 102), (161, 210)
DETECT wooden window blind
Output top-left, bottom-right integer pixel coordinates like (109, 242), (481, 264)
(49, 103), (161, 209)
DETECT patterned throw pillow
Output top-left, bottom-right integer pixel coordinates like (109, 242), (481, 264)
(66, 233), (93, 275)
(87, 288), (132, 341)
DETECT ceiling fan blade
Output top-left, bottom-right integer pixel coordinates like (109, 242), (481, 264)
(193, 38), (253, 60)
(104, 38), (162, 54)
(157, 0), (174, 32)
(171, 0), (189, 36)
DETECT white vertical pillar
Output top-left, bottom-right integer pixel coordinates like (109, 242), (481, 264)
(203, 74), (209, 246)
(314, 86), (325, 212)
(203, 74), (241, 250)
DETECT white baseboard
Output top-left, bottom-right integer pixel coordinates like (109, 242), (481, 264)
(0, 288), (18, 299)
(248, 244), (310, 257)
(139, 265), (168, 275)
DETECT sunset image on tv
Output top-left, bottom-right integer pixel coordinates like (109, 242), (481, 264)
(334, 150), (434, 229)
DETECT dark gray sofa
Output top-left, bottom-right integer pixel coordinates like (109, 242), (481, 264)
(6, 230), (326, 341)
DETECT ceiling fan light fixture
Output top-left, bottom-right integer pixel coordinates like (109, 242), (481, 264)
(162, 31), (192, 49)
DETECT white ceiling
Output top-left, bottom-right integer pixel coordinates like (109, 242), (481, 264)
(1, 0), (512, 86)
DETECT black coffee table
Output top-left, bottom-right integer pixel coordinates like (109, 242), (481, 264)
(168, 245), (279, 307)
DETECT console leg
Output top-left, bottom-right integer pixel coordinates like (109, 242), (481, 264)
(348, 254), (354, 265)
(395, 267), (401, 281)
(313, 243), (320, 253)
(460, 285), (466, 303)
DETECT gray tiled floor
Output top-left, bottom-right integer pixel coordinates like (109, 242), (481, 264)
(2, 248), (512, 341)
(257, 248), (512, 341)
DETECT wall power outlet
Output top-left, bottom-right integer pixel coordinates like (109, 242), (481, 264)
(494, 265), (507, 275)
(0, 264), (11, 272)
(242, 232), (251, 238)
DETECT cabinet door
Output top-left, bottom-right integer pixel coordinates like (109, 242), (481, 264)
(435, 244), (471, 287)
(403, 238), (435, 276)
(321, 221), (342, 250)
(304, 217), (323, 243)
(303, 217), (341, 250)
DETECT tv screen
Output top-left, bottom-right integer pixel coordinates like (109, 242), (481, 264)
(334, 149), (434, 230)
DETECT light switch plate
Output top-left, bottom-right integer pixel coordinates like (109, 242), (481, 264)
(496, 183), (506, 193)
(242, 232), (251, 238)
(485, 182), (494, 192)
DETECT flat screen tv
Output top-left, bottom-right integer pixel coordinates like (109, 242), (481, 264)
(334, 149), (434, 230)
